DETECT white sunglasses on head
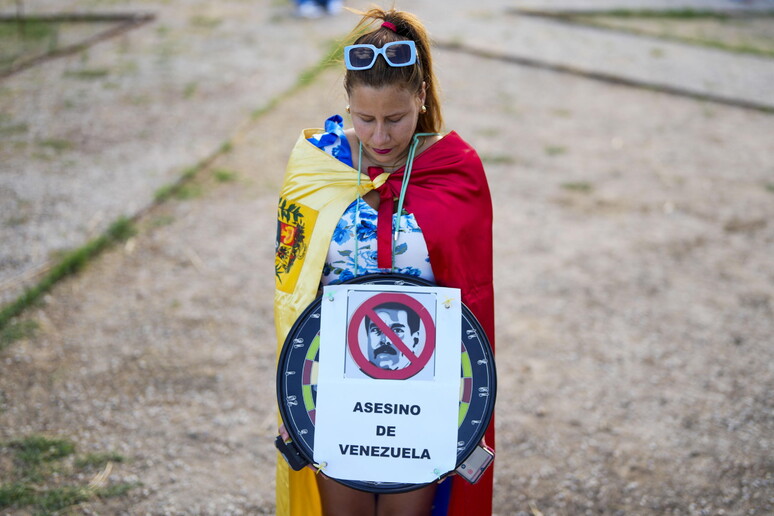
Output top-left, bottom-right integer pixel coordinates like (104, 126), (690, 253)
(344, 41), (417, 70)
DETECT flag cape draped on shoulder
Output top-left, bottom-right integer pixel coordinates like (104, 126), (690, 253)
(274, 128), (495, 516)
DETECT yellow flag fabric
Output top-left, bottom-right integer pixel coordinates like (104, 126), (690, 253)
(274, 129), (387, 516)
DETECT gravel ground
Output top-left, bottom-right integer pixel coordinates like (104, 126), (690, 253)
(1, 1), (773, 515)
(0, 0), (358, 304)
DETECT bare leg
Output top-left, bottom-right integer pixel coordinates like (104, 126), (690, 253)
(316, 473), (376, 516)
(377, 483), (437, 516)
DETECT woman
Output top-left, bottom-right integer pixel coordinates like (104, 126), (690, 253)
(274, 8), (495, 516)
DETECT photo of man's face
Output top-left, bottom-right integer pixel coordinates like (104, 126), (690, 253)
(364, 303), (422, 371)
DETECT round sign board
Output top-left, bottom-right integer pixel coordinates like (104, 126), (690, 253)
(276, 274), (496, 493)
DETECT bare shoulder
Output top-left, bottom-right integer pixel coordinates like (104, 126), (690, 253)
(425, 134), (443, 146)
(417, 133), (443, 154)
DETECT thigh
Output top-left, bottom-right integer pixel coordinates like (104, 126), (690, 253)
(316, 473), (376, 516)
(377, 483), (437, 516)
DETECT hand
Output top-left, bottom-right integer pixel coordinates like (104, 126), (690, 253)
(278, 423), (290, 441)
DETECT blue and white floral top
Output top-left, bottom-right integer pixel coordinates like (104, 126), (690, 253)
(308, 116), (435, 286)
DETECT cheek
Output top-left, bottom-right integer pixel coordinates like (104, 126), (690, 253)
(397, 119), (418, 141)
(352, 121), (372, 141)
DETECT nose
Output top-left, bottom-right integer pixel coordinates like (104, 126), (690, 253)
(372, 122), (390, 146)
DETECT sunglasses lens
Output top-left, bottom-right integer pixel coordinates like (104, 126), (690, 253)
(348, 46), (376, 69)
(385, 43), (413, 65)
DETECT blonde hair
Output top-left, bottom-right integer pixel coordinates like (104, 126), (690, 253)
(343, 8), (443, 134)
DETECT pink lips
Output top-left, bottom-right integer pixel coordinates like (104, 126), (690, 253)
(373, 148), (392, 155)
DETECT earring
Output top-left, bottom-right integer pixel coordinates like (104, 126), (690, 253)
(420, 105), (427, 114)
(346, 105), (351, 114)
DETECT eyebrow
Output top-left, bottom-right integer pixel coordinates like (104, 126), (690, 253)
(352, 109), (408, 119)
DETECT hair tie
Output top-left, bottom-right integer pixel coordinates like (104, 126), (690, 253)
(381, 21), (397, 33)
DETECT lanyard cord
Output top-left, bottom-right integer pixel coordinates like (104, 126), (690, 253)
(354, 132), (441, 274)
(394, 133), (439, 245)
(355, 141), (362, 277)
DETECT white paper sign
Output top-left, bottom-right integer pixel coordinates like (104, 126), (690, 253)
(314, 284), (461, 484)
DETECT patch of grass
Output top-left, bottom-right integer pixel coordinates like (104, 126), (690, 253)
(154, 164), (204, 202)
(64, 68), (110, 80)
(0, 20), (57, 41)
(189, 16), (222, 29)
(35, 485), (93, 512)
(175, 184), (203, 200)
(0, 483), (35, 507)
(181, 166), (198, 181)
(251, 99), (281, 121)
(115, 60), (138, 76)
(0, 21), (59, 71)
(695, 39), (774, 58)
(213, 168), (238, 182)
(75, 452), (125, 470)
(0, 122), (28, 137)
(99, 482), (136, 498)
(545, 145), (567, 156)
(39, 138), (73, 152)
(181, 165), (201, 181)
(480, 154), (516, 165)
(601, 9), (733, 20)
(183, 82), (198, 99)
(765, 183), (774, 194)
(0, 217), (135, 332)
(0, 435), (136, 513)
(650, 47), (665, 58)
(154, 184), (175, 202)
(0, 320), (37, 351)
(6, 213), (31, 227)
(150, 214), (175, 228)
(219, 140), (233, 154)
(561, 181), (593, 193)
(569, 10), (774, 58)
(9, 435), (75, 468)
(154, 182), (201, 202)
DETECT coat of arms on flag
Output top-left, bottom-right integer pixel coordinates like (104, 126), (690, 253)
(276, 198), (318, 293)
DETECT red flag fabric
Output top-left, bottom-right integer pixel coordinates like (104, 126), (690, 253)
(374, 131), (495, 516)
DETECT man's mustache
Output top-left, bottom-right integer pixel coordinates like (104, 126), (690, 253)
(374, 344), (398, 356)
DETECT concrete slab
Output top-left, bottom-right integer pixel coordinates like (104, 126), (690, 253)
(0, 0), (368, 303)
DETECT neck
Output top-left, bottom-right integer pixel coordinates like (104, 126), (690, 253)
(360, 136), (422, 173)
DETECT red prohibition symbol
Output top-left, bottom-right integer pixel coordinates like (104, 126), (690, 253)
(347, 292), (436, 380)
